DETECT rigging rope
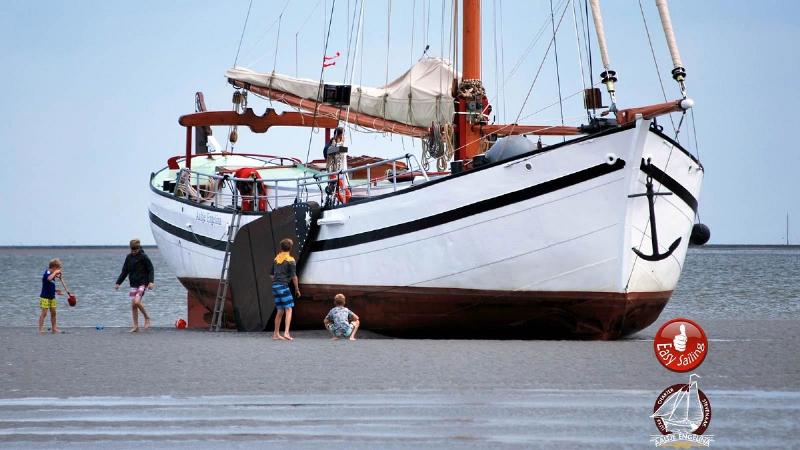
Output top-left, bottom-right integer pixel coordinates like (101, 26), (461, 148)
(550, 0), (565, 140)
(492, 0), (500, 122)
(410, 0), (416, 64)
(295, 0), (324, 76)
(584, 0), (594, 112)
(343, 0), (361, 84)
(514, 0), (570, 124)
(272, 10), (284, 74)
(638, 0), (676, 132)
(570, 0), (590, 122)
(690, 108), (700, 161)
(232, 0), (254, 67)
(304, 0), (338, 164)
(498, 0), (507, 122)
(239, 0), (291, 67)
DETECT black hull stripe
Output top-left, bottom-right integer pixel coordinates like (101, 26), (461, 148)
(640, 160), (698, 213)
(149, 211), (228, 251)
(310, 160), (626, 252)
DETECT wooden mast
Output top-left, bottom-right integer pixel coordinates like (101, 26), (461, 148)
(456, 0), (483, 161)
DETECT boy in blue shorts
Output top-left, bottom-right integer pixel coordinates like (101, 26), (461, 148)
(38, 258), (63, 334)
(270, 238), (301, 341)
(324, 294), (360, 340)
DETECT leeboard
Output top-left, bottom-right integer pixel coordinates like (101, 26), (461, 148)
(228, 202), (320, 331)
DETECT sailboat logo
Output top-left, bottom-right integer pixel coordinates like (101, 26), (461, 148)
(650, 374), (713, 447)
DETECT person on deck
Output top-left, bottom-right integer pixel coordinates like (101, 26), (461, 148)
(270, 238), (301, 341)
(114, 239), (155, 332)
(323, 127), (345, 172)
(324, 294), (360, 341)
(38, 258), (64, 334)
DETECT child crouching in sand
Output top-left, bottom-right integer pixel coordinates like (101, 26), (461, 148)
(38, 259), (63, 334)
(324, 294), (360, 340)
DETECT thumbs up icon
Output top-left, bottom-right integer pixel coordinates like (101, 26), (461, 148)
(673, 324), (687, 352)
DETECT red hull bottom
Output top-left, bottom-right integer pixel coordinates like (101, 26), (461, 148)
(182, 278), (668, 340)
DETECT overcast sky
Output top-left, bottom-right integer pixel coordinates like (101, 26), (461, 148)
(1, 0), (798, 245)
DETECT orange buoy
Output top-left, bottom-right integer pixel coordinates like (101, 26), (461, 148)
(336, 178), (352, 204)
(175, 318), (187, 329)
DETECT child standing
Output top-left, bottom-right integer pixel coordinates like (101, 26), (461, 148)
(114, 239), (155, 332)
(38, 259), (64, 334)
(270, 238), (301, 341)
(324, 294), (360, 341)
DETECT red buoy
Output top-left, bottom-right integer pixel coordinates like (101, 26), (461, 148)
(67, 294), (77, 307)
(175, 318), (187, 329)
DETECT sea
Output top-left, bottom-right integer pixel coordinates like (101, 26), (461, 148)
(1, 246), (798, 327)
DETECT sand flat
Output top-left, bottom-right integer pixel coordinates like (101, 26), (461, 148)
(1, 319), (798, 448)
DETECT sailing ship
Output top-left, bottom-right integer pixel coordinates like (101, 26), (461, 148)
(651, 375), (705, 433)
(148, 0), (707, 338)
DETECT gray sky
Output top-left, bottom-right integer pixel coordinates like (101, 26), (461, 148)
(1, 0), (798, 245)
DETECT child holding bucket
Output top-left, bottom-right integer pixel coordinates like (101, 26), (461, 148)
(38, 258), (63, 334)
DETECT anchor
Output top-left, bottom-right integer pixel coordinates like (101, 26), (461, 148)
(628, 175), (682, 262)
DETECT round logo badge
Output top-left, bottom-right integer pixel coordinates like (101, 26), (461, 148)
(653, 318), (708, 372)
(651, 375), (712, 437)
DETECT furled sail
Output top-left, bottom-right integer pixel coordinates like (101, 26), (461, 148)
(226, 57), (459, 128)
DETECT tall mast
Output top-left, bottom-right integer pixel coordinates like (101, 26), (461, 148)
(588, 0), (618, 112)
(455, 0), (484, 162)
(655, 0), (687, 97)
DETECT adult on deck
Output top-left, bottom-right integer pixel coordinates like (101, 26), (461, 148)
(114, 239), (155, 332)
(323, 126), (345, 172)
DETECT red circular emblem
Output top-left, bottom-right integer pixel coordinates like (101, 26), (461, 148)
(653, 318), (708, 372)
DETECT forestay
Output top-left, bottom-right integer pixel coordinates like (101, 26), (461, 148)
(225, 57), (459, 128)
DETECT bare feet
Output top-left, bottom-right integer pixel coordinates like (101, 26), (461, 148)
(52, 328), (62, 334)
(129, 327), (139, 333)
(283, 334), (294, 341)
(38, 328), (45, 335)
(144, 318), (151, 330)
(272, 334), (287, 340)
(330, 337), (340, 340)
(349, 336), (357, 341)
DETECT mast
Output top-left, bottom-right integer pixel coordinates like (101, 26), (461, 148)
(588, 0), (618, 112)
(455, 0), (484, 161)
(655, 0), (687, 97)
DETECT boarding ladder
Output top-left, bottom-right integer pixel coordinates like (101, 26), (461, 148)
(210, 207), (243, 331)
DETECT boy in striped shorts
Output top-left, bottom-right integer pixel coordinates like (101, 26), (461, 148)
(270, 238), (301, 340)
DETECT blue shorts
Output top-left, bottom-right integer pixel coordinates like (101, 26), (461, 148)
(271, 283), (294, 310)
(326, 322), (353, 338)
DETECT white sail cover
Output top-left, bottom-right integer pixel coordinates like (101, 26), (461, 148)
(225, 57), (458, 128)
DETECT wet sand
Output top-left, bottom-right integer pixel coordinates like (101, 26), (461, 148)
(1, 319), (798, 448)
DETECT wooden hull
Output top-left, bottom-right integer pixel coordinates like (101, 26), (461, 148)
(182, 277), (668, 339)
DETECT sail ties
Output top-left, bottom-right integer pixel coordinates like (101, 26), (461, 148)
(588, 0), (618, 112)
(655, 0), (687, 97)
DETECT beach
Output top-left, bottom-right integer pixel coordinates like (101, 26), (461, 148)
(1, 319), (798, 448)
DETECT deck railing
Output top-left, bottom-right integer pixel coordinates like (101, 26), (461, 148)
(168, 153), (429, 212)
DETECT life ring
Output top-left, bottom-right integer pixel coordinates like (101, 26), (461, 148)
(235, 167), (268, 211)
(335, 178), (351, 204)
